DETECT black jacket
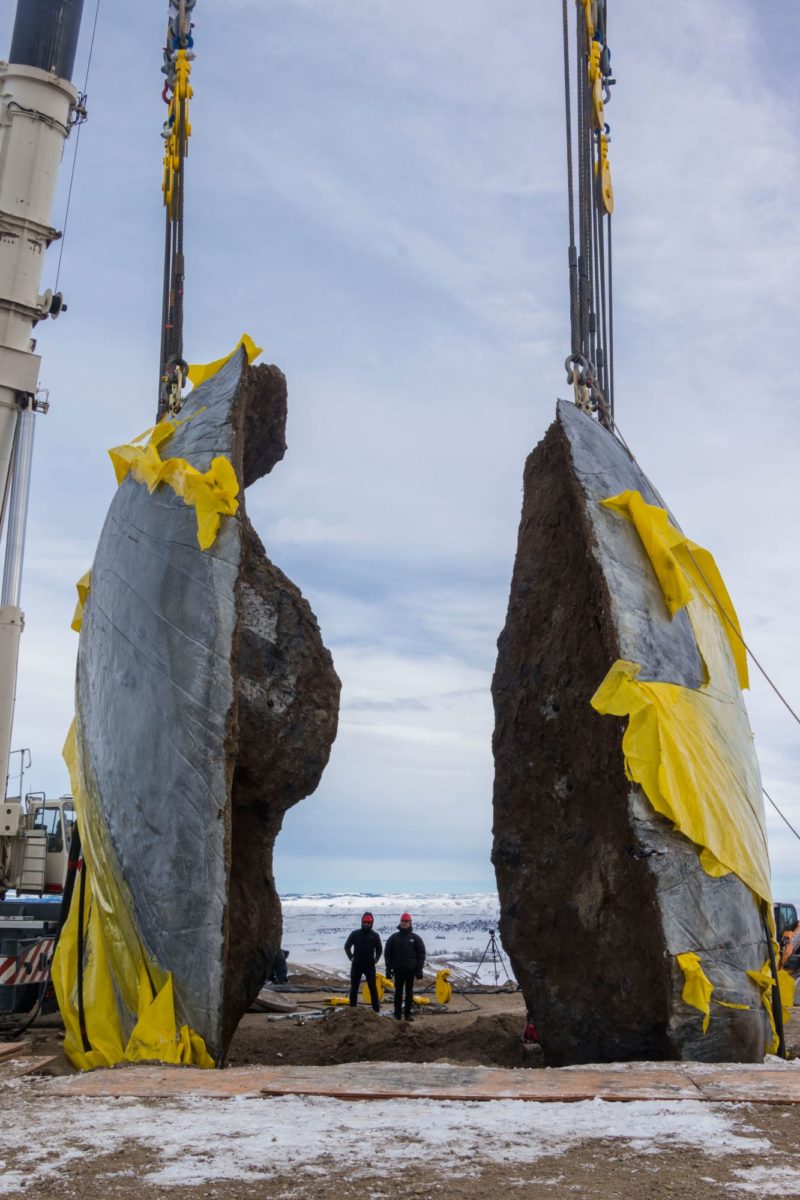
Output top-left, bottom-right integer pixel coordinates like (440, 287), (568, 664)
(384, 926), (426, 975)
(344, 927), (382, 966)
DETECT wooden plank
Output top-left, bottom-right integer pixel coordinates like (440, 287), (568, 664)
(0, 1054), (58, 1076)
(256, 1063), (703, 1103)
(46, 1060), (800, 1104)
(0, 1041), (29, 1062)
(686, 1066), (800, 1105)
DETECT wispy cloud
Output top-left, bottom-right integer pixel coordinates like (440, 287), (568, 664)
(0, 0), (797, 893)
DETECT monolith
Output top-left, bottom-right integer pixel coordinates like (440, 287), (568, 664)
(492, 400), (774, 1065)
(64, 347), (340, 1066)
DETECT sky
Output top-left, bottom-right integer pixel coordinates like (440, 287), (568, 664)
(0, 0), (798, 896)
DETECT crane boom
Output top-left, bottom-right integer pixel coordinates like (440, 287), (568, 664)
(0, 0), (85, 804)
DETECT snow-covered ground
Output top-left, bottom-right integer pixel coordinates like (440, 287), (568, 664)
(0, 1085), (794, 1197)
(280, 892), (513, 984)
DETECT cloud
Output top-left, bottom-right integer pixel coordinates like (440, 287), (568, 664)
(1, 0), (797, 895)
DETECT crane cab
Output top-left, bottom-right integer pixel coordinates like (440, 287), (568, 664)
(1, 794), (75, 898)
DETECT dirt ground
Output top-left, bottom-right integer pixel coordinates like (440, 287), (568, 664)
(4, 975), (800, 1199)
(10, 1108), (800, 1200)
(228, 979), (536, 1070)
(13, 971), (534, 1074)
(17, 968), (800, 1074)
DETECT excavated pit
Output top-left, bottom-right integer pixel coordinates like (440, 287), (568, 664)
(492, 401), (770, 1066)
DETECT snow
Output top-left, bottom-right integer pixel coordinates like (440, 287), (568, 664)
(280, 892), (511, 983)
(732, 1166), (800, 1196)
(3, 892), (796, 1195)
(0, 1092), (774, 1194)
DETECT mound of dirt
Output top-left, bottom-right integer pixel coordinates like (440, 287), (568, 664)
(226, 1004), (542, 1070)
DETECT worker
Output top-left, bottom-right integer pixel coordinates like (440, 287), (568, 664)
(344, 911), (383, 1013)
(384, 912), (426, 1021)
(268, 948), (289, 985)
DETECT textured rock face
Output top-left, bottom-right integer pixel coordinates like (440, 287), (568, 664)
(492, 401), (770, 1066)
(76, 349), (340, 1063)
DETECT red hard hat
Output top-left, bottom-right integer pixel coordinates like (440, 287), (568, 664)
(361, 912), (374, 923)
(400, 913), (411, 922)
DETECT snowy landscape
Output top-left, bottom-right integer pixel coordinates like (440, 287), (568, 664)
(280, 892), (514, 985)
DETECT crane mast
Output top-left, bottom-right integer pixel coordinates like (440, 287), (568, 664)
(0, 0), (84, 801)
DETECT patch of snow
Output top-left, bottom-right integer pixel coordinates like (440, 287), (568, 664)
(0, 1093), (770, 1193)
(732, 1165), (800, 1195)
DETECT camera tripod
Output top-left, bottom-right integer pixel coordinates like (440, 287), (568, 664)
(469, 928), (513, 987)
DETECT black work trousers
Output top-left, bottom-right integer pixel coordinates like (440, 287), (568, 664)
(393, 968), (416, 1018)
(349, 961), (380, 1012)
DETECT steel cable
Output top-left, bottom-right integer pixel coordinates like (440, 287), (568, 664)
(607, 212), (614, 419)
(562, 0), (579, 356)
(54, 0), (103, 293)
(612, 417), (800, 758)
(561, 1), (616, 420)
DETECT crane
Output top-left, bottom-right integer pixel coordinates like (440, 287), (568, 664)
(0, 0), (87, 1022)
(157, 0), (196, 420)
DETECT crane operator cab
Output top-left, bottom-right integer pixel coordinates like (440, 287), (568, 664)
(1, 794), (75, 898)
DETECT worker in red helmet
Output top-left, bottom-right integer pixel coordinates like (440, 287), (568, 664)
(384, 913), (426, 1021)
(344, 911), (383, 1012)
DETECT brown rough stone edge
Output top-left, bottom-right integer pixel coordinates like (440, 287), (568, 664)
(217, 360), (341, 1058)
(492, 415), (670, 1066)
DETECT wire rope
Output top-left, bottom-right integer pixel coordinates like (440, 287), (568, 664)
(612, 416), (800, 739)
(53, 0), (103, 293)
(764, 787), (800, 844)
(562, 0), (579, 356)
(561, 1), (615, 425)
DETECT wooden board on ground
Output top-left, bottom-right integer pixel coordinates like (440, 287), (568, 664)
(43, 1060), (800, 1104)
(0, 1041), (29, 1062)
(248, 988), (297, 1014)
(0, 1054), (59, 1076)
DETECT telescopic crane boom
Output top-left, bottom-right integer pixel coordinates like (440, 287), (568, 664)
(0, 0), (85, 807)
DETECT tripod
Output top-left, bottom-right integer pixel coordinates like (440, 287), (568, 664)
(470, 929), (513, 987)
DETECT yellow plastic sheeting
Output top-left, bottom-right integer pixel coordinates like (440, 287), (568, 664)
(108, 418), (239, 551)
(70, 570), (91, 634)
(591, 492), (769, 906)
(51, 721), (214, 1071)
(676, 952), (713, 1033)
(125, 971), (213, 1068)
(187, 333), (263, 388)
(779, 969), (796, 1026)
(600, 490), (748, 688)
(746, 961), (795, 1056)
(698, 848), (732, 880)
(592, 660), (769, 905)
(361, 972), (393, 1003)
(435, 969), (453, 1005)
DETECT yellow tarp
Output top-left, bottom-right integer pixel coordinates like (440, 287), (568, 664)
(676, 952), (713, 1033)
(599, 490), (748, 687)
(435, 968), (453, 1005)
(52, 723), (213, 1070)
(746, 961), (795, 1055)
(70, 570), (91, 634)
(187, 333), (263, 388)
(108, 418), (239, 551)
(591, 492), (769, 906)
